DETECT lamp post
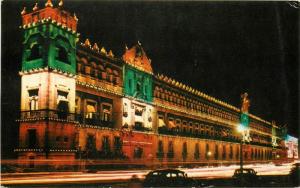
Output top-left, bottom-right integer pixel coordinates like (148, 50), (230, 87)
(240, 130), (244, 171)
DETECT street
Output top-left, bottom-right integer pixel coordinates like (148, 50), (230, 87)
(1, 162), (297, 187)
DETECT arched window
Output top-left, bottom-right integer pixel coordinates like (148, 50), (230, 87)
(56, 45), (69, 64)
(102, 136), (111, 156)
(222, 145), (226, 160)
(157, 140), (164, 159)
(182, 142), (188, 160)
(194, 143), (200, 160)
(102, 104), (112, 122)
(123, 103), (128, 117)
(134, 147), (143, 158)
(114, 136), (123, 157)
(167, 141), (174, 159)
(206, 143), (210, 160)
(86, 101), (96, 119)
(28, 89), (39, 110)
(28, 44), (41, 61)
(85, 134), (97, 159)
(215, 145), (219, 160)
(236, 146), (240, 160)
(57, 101), (69, 119)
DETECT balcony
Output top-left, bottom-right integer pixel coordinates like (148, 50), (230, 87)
(20, 110), (76, 121)
(132, 123), (152, 132)
(158, 126), (240, 143)
(19, 110), (113, 128)
(75, 113), (113, 128)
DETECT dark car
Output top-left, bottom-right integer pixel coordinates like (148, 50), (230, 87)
(232, 168), (259, 186)
(289, 163), (300, 186)
(143, 169), (196, 187)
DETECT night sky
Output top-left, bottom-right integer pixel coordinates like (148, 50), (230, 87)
(1, 0), (299, 157)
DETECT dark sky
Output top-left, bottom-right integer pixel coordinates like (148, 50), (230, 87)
(1, 0), (299, 157)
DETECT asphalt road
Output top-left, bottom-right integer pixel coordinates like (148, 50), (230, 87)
(1, 162), (297, 187)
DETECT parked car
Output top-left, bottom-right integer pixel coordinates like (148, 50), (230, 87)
(143, 169), (197, 187)
(232, 168), (259, 186)
(289, 163), (300, 186)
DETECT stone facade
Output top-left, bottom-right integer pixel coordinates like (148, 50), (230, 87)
(16, 1), (287, 169)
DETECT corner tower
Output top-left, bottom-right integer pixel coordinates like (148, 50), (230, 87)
(17, 0), (79, 166)
(122, 43), (154, 131)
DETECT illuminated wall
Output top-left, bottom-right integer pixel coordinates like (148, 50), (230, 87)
(285, 135), (299, 159)
(122, 98), (153, 130)
(20, 72), (76, 113)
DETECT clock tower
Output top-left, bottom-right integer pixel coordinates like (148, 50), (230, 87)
(16, 0), (79, 167)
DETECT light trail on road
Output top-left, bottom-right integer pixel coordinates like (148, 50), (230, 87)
(1, 162), (294, 185)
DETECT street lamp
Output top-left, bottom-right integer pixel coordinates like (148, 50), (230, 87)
(207, 151), (212, 167)
(237, 125), (245, 171)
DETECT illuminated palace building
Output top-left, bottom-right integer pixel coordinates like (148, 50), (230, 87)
(16, 1), (288, 168)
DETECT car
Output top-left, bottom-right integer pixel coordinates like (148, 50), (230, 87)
(289, 163), (300, 186)
(143, 169), (197, 187)
(232, 168), (259, 186)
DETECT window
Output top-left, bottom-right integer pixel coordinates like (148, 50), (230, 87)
(134, 147), (143, 158)
(167, 141), (174, 158)
(28, 89), (39, 110)
(136, 82), (142, 96)
(157, 140), (164, 159)
(102, 104), (111, 121)
(135, 106), (143, 116)
(64, 136), (68, 143)
(29, 156), (35, 168)
(56, 136), (61, 142)
(255, 149), (257, 159)
(158, 116), (166, 128)
(28, 43), (41, 61)
(114, 136), (122, 156)
(206, 143), (210, 159)
(214, 145), (219, 160)
(86, 101), (96, 119)
(75, 98), (79, 113)
(57, 90), (68, 101)
(134, 122), (143, 130)
(144, 85), (148, 96)
(86, 134), (97, 159)
(128, 79), (132, 90)
(56, 45), (69, 64)
(264, 150), (267, 160)
(182, 142), (187, 160)
(28, 129), (37, 148)
(222, 145), (226, 160)
(57, 90), (69, 119)
(102, 136), (110, 155)
(123, 103), (128, 117)
(236, 146), (240, 160)
(194, 143), (200, 160)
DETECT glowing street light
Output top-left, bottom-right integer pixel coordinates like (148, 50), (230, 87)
(207, 151), (212, 157)
(207, 151), (212, 167)
(276, 154), (280, 159)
